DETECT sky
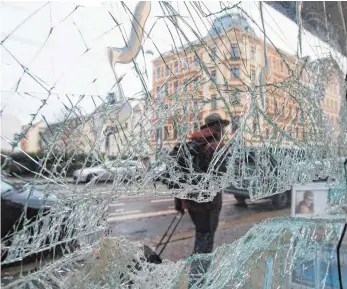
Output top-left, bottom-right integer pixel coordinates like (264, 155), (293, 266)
(1, 1), (346, 150)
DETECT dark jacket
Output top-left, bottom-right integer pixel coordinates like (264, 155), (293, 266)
(175, 127), (225, 211)
(190, 127), (227, 173)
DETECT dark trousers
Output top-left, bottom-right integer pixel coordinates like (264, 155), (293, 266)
(188, 193), (222, 288)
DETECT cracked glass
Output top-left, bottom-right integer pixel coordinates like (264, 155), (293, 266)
(1, 1), (346, 288)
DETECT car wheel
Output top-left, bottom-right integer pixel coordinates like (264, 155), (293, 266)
(271, 190), (291, 209)
(234, 195), (247, 205)
(86, 174), (94, 183)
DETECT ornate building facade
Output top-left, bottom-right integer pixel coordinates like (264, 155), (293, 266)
(151, 14), (341, 150)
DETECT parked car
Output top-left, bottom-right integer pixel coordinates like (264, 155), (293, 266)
(72, 160), (145, 183)
(148, 160), (167, 181)
(223, 149), (287, 209)
(1, 179), (77, 266)
(224, 148), (330, 209)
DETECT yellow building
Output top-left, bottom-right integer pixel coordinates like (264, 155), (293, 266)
(20, 120), (45, 153)
(151, 14), (341, 150)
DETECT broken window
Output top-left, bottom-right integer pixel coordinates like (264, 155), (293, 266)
(1, 1), (347, 289)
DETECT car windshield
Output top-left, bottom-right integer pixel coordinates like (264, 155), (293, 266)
(1, 180), (14, 194)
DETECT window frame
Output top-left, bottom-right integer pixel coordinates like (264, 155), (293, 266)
(156, 67), (161, 79)
(174, 80), (178, 92)
(211, 47), (217, 61)
(250, 46), (256, 61)
(251, 69), (256, 83)
(211, 95), (217, 110)
(163, 126), (170, 141)
(211, 70), (217, 82)
(231, 43), (240, 58)
(174, 61), (179, 73)
(230, 66), (240, 79)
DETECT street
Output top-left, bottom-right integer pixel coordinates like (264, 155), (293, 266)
(104, 185), (290, 261)
(5, 179), (290, 262)
(1, 179), (290, 282)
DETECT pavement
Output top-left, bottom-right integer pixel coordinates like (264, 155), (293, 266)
(107, 192), (290, 261)
(107, 193), (289, 289)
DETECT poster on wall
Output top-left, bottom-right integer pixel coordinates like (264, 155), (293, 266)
(291, 182), (330, 218)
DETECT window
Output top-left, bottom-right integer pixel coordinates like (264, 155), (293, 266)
(173, 123), (178, 139)
(193, 55), (199, 66)
(231, 44), (239, 58)
(174, 61), (179, 73)
(164, 104), (169, 110)
(211, 70), (216, 82)
(164, 83), (168, 94)
(294, 108), (299, 121)
(156, 67), (161, 79)
(250, 46), (256, 61)
(183, 80), (187, 92)
(272, 58), (276, 70)
(287, 126), (292, 136)
(280, 61), (284, 72)
(105, 135), (110, 150)
(251, 69), (256, 83)
(265, 127), (270, 137)
(252, 120), (257, 133)
(231, 116), (240, 133)
(174, 81), (178, 92)
(274, 99), (278, 115)
(211, 95), (217, 110)
(156, 86), (160, 96)
(193, 99), (198, 111)
(182, 58), (188, 70)
(194, 79), (200, 90)
(163, 126), (169, 140)
(230, 66), (240, 79)
(165, 65), (169, 76)
(282, 100), (286, 116)
(193, 123), (199, 132)
(229, 90), (240, 104)
(211, 47), (217, 60)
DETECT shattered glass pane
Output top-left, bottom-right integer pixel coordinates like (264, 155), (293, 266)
(1, 1), (346, 288)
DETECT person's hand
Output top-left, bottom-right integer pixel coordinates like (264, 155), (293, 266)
(174, 197), (184, 214)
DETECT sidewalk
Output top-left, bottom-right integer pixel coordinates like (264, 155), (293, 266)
(147, 208), (290, 262)
(147, 208), (290, 289)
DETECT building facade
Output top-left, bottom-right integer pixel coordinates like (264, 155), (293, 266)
(20, 120), (45, 153)
(151, 14), (341, 150)
(103, 101), (151, 158)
